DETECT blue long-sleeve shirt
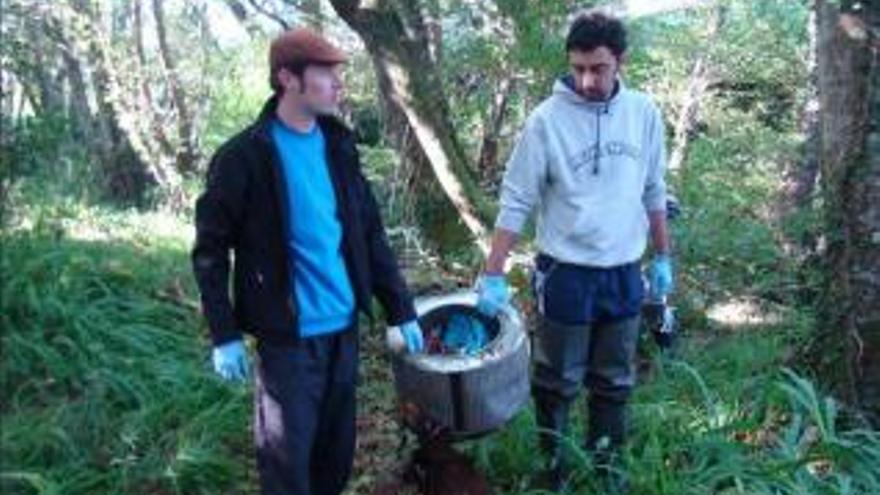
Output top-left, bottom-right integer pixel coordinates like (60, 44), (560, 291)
(271, 118), (356, 337)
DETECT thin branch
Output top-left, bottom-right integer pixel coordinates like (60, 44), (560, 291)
(247, 0), (290, 30)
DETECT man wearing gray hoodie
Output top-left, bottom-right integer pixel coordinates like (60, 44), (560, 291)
(476, 10), (673, 490)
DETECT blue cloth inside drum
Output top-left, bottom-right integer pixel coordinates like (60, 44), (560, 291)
(441, 314), (489, 355)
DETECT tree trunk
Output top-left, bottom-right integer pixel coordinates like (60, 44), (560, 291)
(25, 16), (66, 115)
(300, 0), (325, 31)
(58, 35), (111, 163)
(777, 4), (821, 257)
(477, 73), (514, 181)
(24, 0), (186, 205)
(151, 0), (199, 174)
(247, 0), (290, 30)
(133, 0), (174, 157)
(668, 4), (727, 174)
(812, 0), (879, 424)
(328, 0), (490, 253)
(75, 0), (154, 203)
(222, 0), (266, 37)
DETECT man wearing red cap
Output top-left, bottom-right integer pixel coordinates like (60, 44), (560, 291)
(192, 28), (424, 495)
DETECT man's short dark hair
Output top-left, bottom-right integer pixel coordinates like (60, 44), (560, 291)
(270, 62), (309, 93)
(566, 10), (628, 57)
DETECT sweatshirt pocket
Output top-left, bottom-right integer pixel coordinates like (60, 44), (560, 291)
(567, 197), (606, 244)
(545, 195), (592, 240)
(570, 198), (646, 251)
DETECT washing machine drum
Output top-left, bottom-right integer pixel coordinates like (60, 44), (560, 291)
(389, 291), (531, 438)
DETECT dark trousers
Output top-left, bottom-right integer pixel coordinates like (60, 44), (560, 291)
(530, 255), (642, 470)
(254, 327), (358, 495)
(532, 316), (640, 456)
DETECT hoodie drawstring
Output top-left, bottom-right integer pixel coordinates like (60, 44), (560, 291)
(594, 108), (601, 175)
(593, 102), (610, 175)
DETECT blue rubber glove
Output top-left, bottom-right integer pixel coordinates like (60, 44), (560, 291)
(399, 320), (425, 353)
(648, 254), (674, 300)
(212, 339), (249, 382)
(476, 274), (510, 317)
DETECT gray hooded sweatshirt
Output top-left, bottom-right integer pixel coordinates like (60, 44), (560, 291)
(495, 78), (667, 267)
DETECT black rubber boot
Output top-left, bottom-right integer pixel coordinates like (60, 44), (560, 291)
(586, 396), (626, 450)
(532, 387), (574, 492)
(586, 396), (630, 494)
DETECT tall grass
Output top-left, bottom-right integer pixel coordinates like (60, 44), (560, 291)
(471, 331), (880, 495)
(1, 229), (253, 495)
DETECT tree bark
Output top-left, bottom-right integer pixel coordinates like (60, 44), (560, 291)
(151, 0), (199, 174)
(328, 0), (490, 253)
(777, 4), (821, 257)
(133, 0), (175, 157)
(247, 0), (290, 30)
(73, 0), (155, 202)
(477, 73), (514, 180)
(4, 0), (190, 207)
(24, 14), (66, 115)
(58, 35), (108, 158)
(299, 0), (326, 31)
(812, 0), (879, 424)
(46, 0), (183, 204)
(668, 4), (727, 174)
(222, 0), (267, 37)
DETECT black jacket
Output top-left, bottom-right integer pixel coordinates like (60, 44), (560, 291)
(192, 97), (416, 346)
